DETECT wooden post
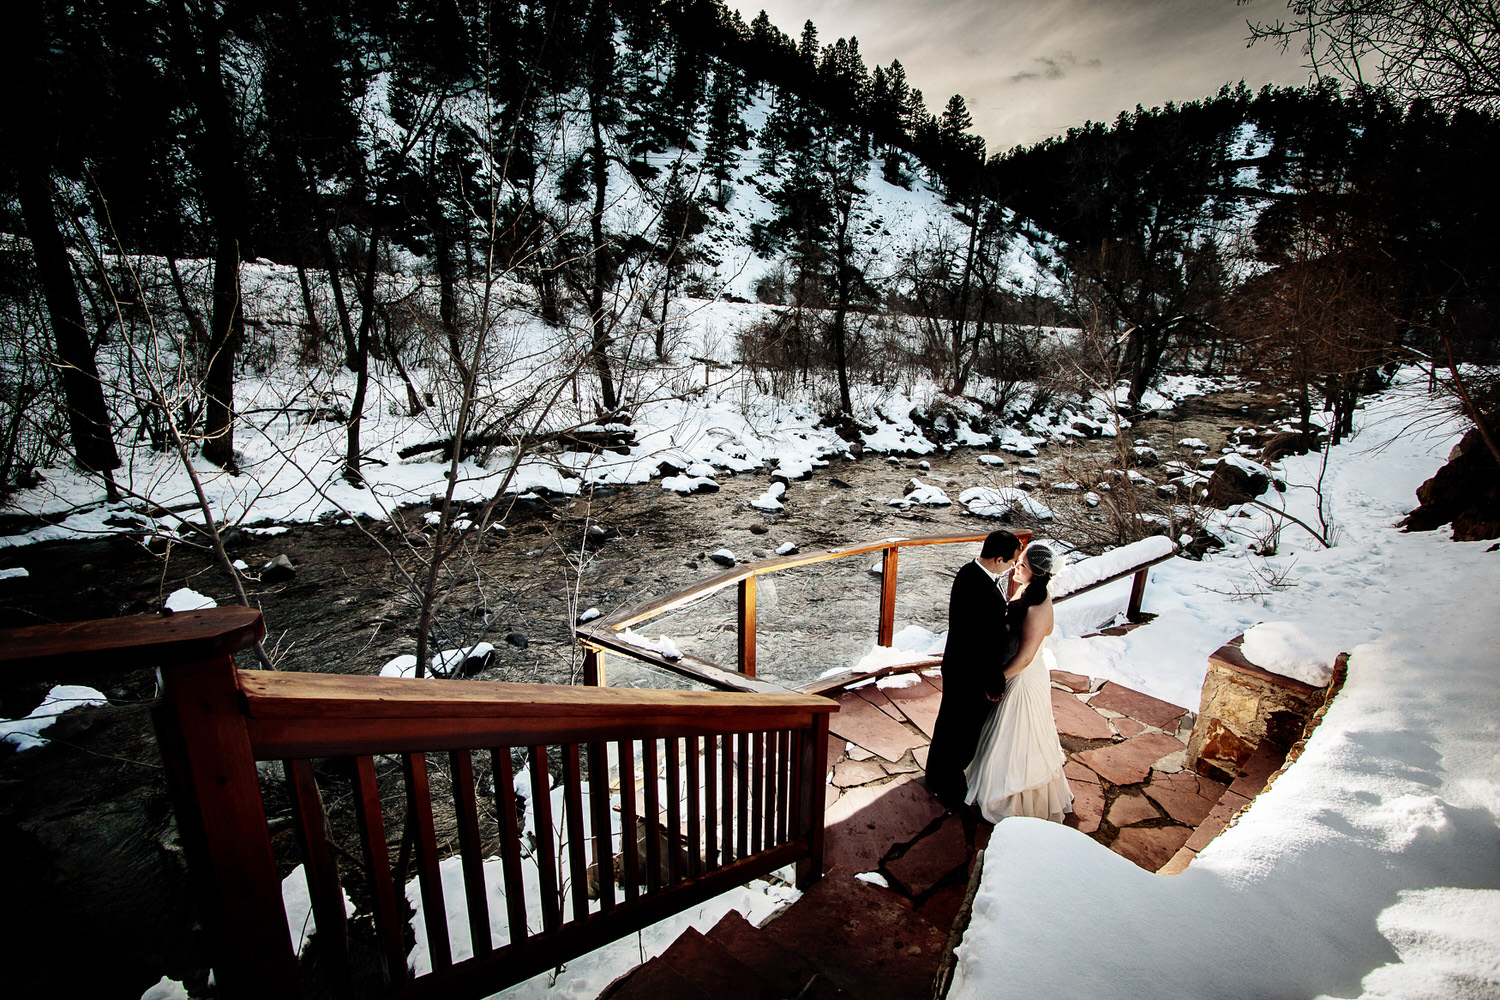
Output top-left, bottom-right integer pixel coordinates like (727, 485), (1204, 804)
(738, 576), (757, 677)
(1128, 566), (1150, 620)
(794, 713), (830, 889)
(878, 546), (899, 647)
(155, 655), (302, 999)
(583, 646), (604, 686)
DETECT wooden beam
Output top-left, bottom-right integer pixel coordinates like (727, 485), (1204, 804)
(737, 576), (757, 677)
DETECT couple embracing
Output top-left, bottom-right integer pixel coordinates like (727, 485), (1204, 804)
(924, 530), (1074, 825)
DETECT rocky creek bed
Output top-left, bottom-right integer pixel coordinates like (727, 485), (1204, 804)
(0, 385), (1288, 997)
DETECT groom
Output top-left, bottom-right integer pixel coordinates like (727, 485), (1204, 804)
(924, 529), (1022, 812)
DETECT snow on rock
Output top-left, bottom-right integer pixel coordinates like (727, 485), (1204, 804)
(959, 486), (1054, 520)
(380, 655), (418, 678)
(577, 607), (602, 623)
(709, 548), (737, 566)
(661, 474), (719, 494)
(775, 541), (799, 556)
(138, 978), (191, 1000)
(0, 684), (109, 751)
(979, 455), (1007, 466)
(164, 588), (216, 611)
(750, 481), (787, 511)
(0, 566), (28, 580)
(1240, 621), (1336, 686)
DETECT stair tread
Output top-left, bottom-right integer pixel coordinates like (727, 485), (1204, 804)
(704, 910), (852, 999)
(759, 870), (949, 999)
(655, 926), (772, 1000)
(600, 954), (716, 1000)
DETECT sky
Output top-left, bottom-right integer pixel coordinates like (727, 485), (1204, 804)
(728, 0), (1314, 151)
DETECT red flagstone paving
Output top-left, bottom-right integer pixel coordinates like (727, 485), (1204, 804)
(1145, 769), (1228, 827)
(1114, 716), (1147, 738)
(1050, 669), (1092, 693)
(1052, 688), (1114, 740)
(1111, 824), (1193, 870)
(1069, 780), (1105, 834)
(1071, 731), (1185, 786)
(823, 775), (945, 874)
(1064, 759), (1100, 785)
(857, 685), (907, 724)
(880, 678), (942, 738)
(885, 813), (970, 897)
(1090, 681), (1187, 730)
(1184, 788), (1252, 853)
(1106, 791), (1161, 827)
(829, 691), (926, 762)
(1229, 741), (1287, 798)
(832, 758), (890, 788)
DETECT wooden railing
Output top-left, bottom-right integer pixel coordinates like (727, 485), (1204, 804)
(0, 608), (836, 1000)
(576, 531), (1178, 695)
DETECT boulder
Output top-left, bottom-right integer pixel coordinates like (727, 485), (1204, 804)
(261, 554), (296, 583)
(1400, 425), (1500, 541)
(1203, 461), (1270, 509)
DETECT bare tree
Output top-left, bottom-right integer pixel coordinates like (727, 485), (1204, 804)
(1247, 0), (1500, 114)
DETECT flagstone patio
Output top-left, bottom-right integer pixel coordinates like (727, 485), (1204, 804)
(821, 667), (1289, 893)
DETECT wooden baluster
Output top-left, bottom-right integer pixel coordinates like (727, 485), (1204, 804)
(403, 752), (452, 971)
(786, 728), (798, 845)
(642, 738), (661, 894)
(587, 741), (616, 911)
(750, 731), (764, 854)
(796, 716), (831, 888)
(617, 740), (640, 902)
(685, 735), (702, 878)
(879, 546), (900, 646)
(528, 747), (561, 935)
(285, 759), (352, 993)
(735, 732), (749, 860)
(448, 749), (492, 958)
(761, 729), (777, 849)
(786, 730), (804, 847)
(488, 749), (529, 947)
(703, 735), (718, 871)
(561, 744), (589, 922)
(352, 756), (405, 986)
(665, 738), (682, 885)
(720, 733), (735, 864)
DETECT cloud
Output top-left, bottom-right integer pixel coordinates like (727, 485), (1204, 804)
(1009, 51), (1103, 83)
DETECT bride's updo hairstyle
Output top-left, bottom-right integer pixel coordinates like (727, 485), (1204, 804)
(1012, 543), (1056, 614)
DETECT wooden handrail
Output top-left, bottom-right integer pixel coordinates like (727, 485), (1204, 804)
(578, 530), (1179, 694)
(1, 607), (836, 1000)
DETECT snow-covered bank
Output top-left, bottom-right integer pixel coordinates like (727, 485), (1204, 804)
(951, 377), (1500, 1000)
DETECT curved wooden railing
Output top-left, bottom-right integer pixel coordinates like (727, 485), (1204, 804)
(576, 531), (1178, 695)
(0, 608), (836, 1000)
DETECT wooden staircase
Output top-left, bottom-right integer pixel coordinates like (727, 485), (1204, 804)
(599, 868), (957, 1000)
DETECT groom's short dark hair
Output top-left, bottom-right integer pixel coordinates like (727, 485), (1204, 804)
(980, 530), (1020, 560)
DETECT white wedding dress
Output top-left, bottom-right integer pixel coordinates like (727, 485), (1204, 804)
(963, 620), (1073, 824)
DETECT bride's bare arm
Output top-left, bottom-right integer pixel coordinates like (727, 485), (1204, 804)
(1002, 598), (1054, 679)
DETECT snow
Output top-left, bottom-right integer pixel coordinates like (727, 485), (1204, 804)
(1240, 621), (1337, 686)
(163, 588), (217, 612)
(948, 376), (1500, 1000)
(0, 684), (109, 751)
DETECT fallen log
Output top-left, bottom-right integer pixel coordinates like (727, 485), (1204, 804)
(397, 426), (636, 461)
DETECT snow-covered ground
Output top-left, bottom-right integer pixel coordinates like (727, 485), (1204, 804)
(950, 376), (1500, 1000)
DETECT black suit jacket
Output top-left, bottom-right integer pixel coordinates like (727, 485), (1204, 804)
(924, 560), (1009, 807)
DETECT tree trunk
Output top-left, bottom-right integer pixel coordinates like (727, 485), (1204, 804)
(345, 228), (379, 486)
(588, 90), (619, 413)
(15, 165), (121, 493)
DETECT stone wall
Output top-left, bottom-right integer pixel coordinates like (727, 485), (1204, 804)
(1186, 635), (1332, 782)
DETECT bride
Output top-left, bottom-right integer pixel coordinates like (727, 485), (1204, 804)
(964, 543), (1074, 824)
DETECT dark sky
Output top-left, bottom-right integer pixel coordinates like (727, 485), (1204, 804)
(728, 0), (1311, 151)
